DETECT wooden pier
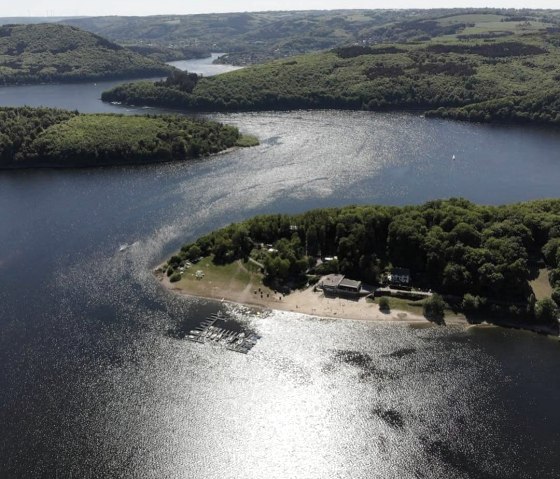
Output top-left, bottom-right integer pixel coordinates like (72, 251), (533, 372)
(185, 312), (259, 354)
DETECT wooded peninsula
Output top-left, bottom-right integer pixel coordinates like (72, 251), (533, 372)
(162, 199), (560, 331)
(103, 23), (560, 125)
(0, 107), (257, 168)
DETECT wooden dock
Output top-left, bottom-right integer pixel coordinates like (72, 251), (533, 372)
(185, 312), (259, 354)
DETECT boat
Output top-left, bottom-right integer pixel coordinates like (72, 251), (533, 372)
(452, 154), (456, 161)
(118, 244), (129, 252)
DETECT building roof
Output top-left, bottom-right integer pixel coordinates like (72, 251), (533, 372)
(339, 278), (362, 290)
(391, 267), (410, 276)
(321, 274), (344, 288)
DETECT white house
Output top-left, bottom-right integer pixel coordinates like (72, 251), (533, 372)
(388, 267), (411, 285)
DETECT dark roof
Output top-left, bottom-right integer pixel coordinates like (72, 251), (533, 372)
(339, 278), (362, 290)
(322, 274), (344, 287)
(391, 267), (410, 276)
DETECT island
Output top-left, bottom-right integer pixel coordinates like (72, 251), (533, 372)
(157, 198), (560, 334)
(102, 11), (560, 126)
(0, 106), (258, 168)
(0, 23), (172, 85)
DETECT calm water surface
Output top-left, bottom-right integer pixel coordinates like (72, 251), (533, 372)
(0, 57), (559, 478)
(168, 53), (244, 76)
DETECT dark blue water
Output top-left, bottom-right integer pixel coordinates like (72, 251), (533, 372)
(0, 58), (559, 478)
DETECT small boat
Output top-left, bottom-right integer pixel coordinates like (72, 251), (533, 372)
(452, 154), (456, 161)
(118, 244), (129, 252)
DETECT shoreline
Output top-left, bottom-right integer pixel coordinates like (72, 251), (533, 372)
(156, 268), (558, 337)
(0, 146), (246, 171)
(156, 268), (466, 325)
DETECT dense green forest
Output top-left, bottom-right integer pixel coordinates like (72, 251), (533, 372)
(0, 107), (254, 168)
(125, 45), (211, 63)
(61, 10), (424, 65)
(102, 19), (560, 125)
(169, 199), (560, 326)
(61, 9), (560, 65)
(0, 24), (172, 85)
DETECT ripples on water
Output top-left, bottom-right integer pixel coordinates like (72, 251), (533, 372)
(1, 82), (560, 477)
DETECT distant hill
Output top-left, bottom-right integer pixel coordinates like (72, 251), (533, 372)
(0, 23), (173, 85)
(60, 10), (424, 65)
(61, 9), (560, 65)
(103, 25), (560, 126)
(0, 17), (82, 25)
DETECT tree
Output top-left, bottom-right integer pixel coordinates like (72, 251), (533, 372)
(169, 272), (182, 282)
(542, 238), (560, 267)
(462, 293), (479, 313)
(305, 225), (319, 256)
(450, 222), (481, 247)
(442, 263), (472, 294)
(552, 289), (560, 307)
(423, 294), (446, 324)
(161, 69), (200, 93)
(185, 244), (202, 261)
(231, 227), (252, 258)
(378, 296), (390, 312)
(534, 298), (559, 324)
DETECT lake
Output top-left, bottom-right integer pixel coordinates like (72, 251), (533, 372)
(0, 56), (559, 478)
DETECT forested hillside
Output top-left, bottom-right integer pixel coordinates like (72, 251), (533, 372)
(0, 24), (172, 85)
(170, 199), (560, 325)
(103, 31), (560, 125)
(0, 107), (253, 168)
(61, 9), (560, 65)
(61, 10), (422, 65)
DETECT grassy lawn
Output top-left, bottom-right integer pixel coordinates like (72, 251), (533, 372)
(175, 256), (274, 298)
(437, 14), (506, 25)
(370, 296), (426, 315)
(368, 295), (463, 318)
(235, 134), (260, 147)
(530, 268), (554, 300)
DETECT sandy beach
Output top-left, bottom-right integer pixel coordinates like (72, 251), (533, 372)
(159, 270), (467, 324)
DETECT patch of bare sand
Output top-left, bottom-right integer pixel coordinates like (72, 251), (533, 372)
(160, 270), (439, 323)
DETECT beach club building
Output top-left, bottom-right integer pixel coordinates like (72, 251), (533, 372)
(320, 274), (362, 296)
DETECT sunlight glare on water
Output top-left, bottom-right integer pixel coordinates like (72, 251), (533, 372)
(1, 72), (560, 477)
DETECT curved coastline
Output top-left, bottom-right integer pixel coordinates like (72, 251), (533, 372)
(0, 107), (258, 169)
(157, 270), (560, 338)
(155, 267), (466, 325)
(0, 144), (246, 170)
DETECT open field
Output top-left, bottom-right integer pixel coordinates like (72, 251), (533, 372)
(530, 268), (554, 300)
(170, 257), (276, 304)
